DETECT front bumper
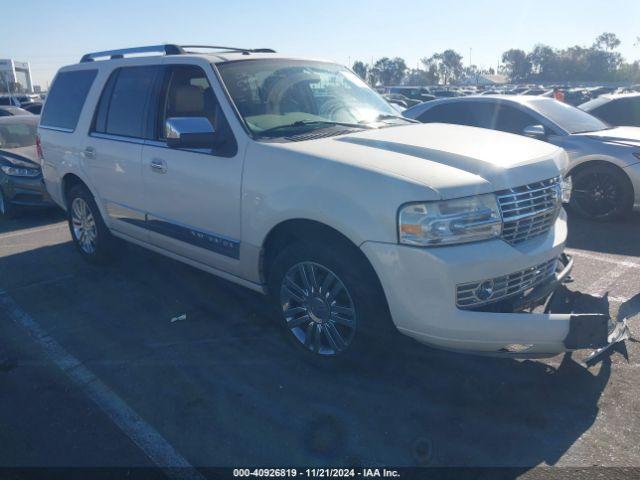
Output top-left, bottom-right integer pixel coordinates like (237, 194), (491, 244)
(0, 174), (53, 208)
(362, 211), (620, 357)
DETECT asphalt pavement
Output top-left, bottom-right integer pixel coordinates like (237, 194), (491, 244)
(0, 208), (639, 476)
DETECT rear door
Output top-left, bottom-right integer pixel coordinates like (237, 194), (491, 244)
(140, 63), (243, 274)
(83, 65), (162, 240)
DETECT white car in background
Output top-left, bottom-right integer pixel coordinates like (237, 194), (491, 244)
(38, 44), (619, 362)
(405, 96), (640, 221)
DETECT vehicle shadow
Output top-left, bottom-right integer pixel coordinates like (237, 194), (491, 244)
(0, 240), (615, 470)
(566, 210), (640, 257)
(618, 292), (640, 321)
(0, 208), (65, 235)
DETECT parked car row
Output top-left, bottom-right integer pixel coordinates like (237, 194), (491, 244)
(0, 93), (44, 115)
(27, 44), (629, 366)
(0, 114), (53, 218)
(403, 95), (640, 221)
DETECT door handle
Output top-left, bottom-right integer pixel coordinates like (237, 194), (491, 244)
(150, 158), (167, 173)
(83, 146), (96, 159)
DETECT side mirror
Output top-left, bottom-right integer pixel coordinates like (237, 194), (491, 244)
(165, 117), (216, 149)
(523, 124), (546, 140)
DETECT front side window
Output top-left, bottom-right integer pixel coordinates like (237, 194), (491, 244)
(494, 105), (539, 134)
(217, 59), (400, 138)
(158, 65), (219, 140)
(40, 69), (97, 131)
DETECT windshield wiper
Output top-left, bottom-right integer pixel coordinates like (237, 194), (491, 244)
(361, 114), (419, 125)
(258, 120), (368, 136)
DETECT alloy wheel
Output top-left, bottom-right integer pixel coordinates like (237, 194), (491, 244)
(572, 171), (622, 218)
(71, 197), (97, 254)
(280, 261), (357, 356)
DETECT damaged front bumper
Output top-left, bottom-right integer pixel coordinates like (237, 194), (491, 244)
(362, 219), (629, 359)
(465, 254), (630, 357)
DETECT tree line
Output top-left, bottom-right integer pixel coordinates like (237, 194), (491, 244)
(351, 33), (640, 86)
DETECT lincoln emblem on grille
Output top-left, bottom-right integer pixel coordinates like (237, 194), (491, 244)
(474, 280), (495, 301)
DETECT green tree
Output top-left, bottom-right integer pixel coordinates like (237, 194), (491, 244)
(352, 61), (368, 81)
(404, 67), (438, 86)
(527, 44), (556, 80)
(422, 50), (463, 85)
(370, 57), (407, 86)
(501, 49), (532, 82)
(594, 32), (621, 51)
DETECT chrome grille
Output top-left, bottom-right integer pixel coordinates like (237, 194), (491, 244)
(497, 177), (562, 244)
(456, 257), (558, 309)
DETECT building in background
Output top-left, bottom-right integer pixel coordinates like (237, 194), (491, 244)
(0, 59), (33, 94)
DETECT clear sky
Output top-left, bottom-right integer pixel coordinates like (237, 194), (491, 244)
(2, 0), (640, 88)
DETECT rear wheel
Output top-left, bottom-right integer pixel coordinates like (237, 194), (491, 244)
(66, 184), (115, 263)
(569, 164), (634, 221)
(268, 240), (392, 363)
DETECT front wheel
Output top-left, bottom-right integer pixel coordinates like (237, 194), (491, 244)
(267, 240), (392, 362)
(569, 164), (634, 221)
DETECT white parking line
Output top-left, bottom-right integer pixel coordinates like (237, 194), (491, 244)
(0, 222), (67, 240)
(0, 290), (205, 480)
(566, 248), (639, 269)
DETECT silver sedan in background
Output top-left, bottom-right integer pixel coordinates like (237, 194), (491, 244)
(404, 96), (640, 221)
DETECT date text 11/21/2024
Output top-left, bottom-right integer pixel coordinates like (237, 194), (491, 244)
(232, 469), (400, 478)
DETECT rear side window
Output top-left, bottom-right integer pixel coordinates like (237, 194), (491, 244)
(93, 66), (160, 138)
(40, 69), (97, 131)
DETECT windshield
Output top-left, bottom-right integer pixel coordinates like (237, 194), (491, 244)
(216, 59), (400, 137)
(0, 121), (37, 149)
(529, 98), (609, 133)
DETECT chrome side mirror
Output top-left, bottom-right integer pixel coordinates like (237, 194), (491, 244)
(523, 124), (546, 140)
(165, 117), (216, 149)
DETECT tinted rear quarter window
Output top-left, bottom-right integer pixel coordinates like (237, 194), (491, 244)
(40, 69), (97, 131)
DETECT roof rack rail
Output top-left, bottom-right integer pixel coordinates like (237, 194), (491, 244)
(80, 44), (276, 63)
(179, 45), (276, 54)
(80, 44), (183, 63)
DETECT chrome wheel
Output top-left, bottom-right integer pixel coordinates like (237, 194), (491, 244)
(280, 262), (357, 356)
(71, 197), (97, 254)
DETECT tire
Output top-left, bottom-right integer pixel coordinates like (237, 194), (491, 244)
(267, 239), (393, 365)
(569, 164), (634, 221)
(66, 184), (115, 264)
(0, 187), (18, 220)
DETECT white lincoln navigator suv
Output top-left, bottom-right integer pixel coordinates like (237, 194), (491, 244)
(39, 44), (613, 360)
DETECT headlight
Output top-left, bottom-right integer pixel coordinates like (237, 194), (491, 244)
(399, 193), (502, 246)
(0, 165), (40, 177)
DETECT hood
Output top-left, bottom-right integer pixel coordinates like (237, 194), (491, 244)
(574, 126), (640, 149)
(277, 123), (566, 199)
(0, 145), (40, 168)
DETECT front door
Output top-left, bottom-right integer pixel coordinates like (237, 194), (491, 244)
(140, 64), (243, 274)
